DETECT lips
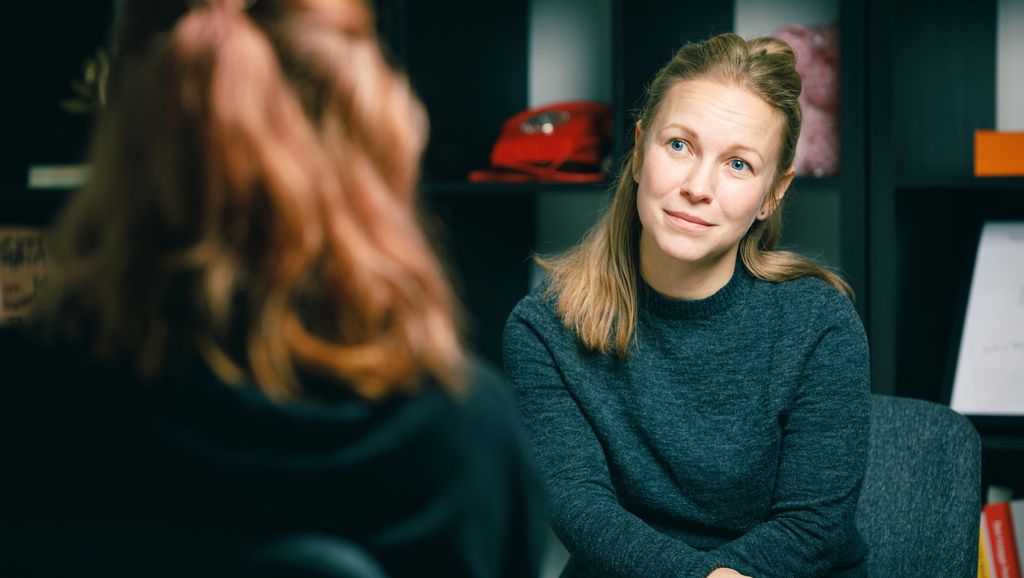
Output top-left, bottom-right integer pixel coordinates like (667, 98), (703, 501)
(664, 209), (713, 227)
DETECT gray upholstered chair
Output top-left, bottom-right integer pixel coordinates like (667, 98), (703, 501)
(855, 394), (982, 577)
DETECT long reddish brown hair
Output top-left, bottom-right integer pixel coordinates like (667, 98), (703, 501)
(34, 0), (467, 399)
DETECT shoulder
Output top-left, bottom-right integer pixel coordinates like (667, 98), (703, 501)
(766, 274), (852, 309)
(503, 284), (568, 346)
(266, 361), (534, 501)
(300, 360), (523, 451)
(502, 283), (585, 366)
(457, 358), (521, 426)
(506, 283), (559, 327)
(404, 359), (526, 458)
(745, 274), (864, 350)
(438, 359), (541, 501)
(752, 274), (862, 333)
(418, 360), (546, 571)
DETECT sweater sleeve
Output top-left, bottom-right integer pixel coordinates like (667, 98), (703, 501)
(707, 295), (871, 577)
(502, 301), (721, 578)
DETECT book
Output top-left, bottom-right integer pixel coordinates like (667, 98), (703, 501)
(26, 164), (89, 190)
(974, 131), (1024, 177)
(984, 501), (1022, 578)
(1011, 501), (1024, 578)
(983, 513), (996, 578)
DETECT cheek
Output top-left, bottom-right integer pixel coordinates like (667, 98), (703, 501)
(635, 183), (657, 229)
(720, 185), (769, 225)
(635, 159), (656, 218)
(636, 152), (673, 197)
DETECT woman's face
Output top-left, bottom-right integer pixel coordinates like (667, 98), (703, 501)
(635, 78), (789, 292)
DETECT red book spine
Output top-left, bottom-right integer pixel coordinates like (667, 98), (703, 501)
(985, 502), (1023, 578)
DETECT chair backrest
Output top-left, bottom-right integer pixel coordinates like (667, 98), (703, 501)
(0, 526), (388, 578)
(855, 394), (981, 577)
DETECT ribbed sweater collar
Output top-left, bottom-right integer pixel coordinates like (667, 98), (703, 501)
(639, 262), (753, 319)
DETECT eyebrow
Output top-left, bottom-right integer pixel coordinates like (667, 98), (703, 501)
(659, 123), (766, 164)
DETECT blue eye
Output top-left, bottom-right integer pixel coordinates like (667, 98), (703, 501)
(730, 159), (749, 172)
(669, 139), (687, 153)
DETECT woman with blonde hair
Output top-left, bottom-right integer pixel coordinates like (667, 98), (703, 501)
(0, 0), (543, 575)
(504, 32), (869, 577)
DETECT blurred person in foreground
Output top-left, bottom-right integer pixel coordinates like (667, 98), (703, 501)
(0, 0), (544, 576)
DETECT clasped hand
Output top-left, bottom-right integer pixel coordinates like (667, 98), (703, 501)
(707, 568), (753, 578)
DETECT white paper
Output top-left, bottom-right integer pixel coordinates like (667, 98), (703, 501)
(951, 221), (1024, 415)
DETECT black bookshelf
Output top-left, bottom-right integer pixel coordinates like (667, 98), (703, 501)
(866, 0), (1024, 494)
(382, 0), (872, 366)
(0, 3), (112, 189)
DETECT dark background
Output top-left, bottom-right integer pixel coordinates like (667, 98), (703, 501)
(2, 0), (1022, 494)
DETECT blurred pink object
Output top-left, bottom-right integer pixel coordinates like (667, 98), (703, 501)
(774, 22), (840, 176)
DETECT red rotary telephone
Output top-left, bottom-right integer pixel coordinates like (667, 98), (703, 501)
(468, 101), (612, 183)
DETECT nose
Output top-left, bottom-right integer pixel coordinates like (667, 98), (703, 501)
(680, 160), (715, 203)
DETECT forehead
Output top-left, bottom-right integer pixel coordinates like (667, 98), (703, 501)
(651, 79), (784, 158)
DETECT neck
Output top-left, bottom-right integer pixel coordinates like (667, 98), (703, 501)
(639, 239), (738, 300)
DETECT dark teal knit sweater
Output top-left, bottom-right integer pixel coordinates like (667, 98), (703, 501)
(502, 264), (870, 578)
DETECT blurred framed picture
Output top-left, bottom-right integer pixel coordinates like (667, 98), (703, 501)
(0, 227), (48, 324)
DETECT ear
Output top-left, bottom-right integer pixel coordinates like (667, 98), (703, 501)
(757, 167), (795, 220)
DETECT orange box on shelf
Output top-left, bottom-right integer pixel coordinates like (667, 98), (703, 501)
(974, 130), (1024, 177)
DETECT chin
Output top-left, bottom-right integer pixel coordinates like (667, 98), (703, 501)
(661, 235), (741, 268)
(657, 239), (710, 265)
